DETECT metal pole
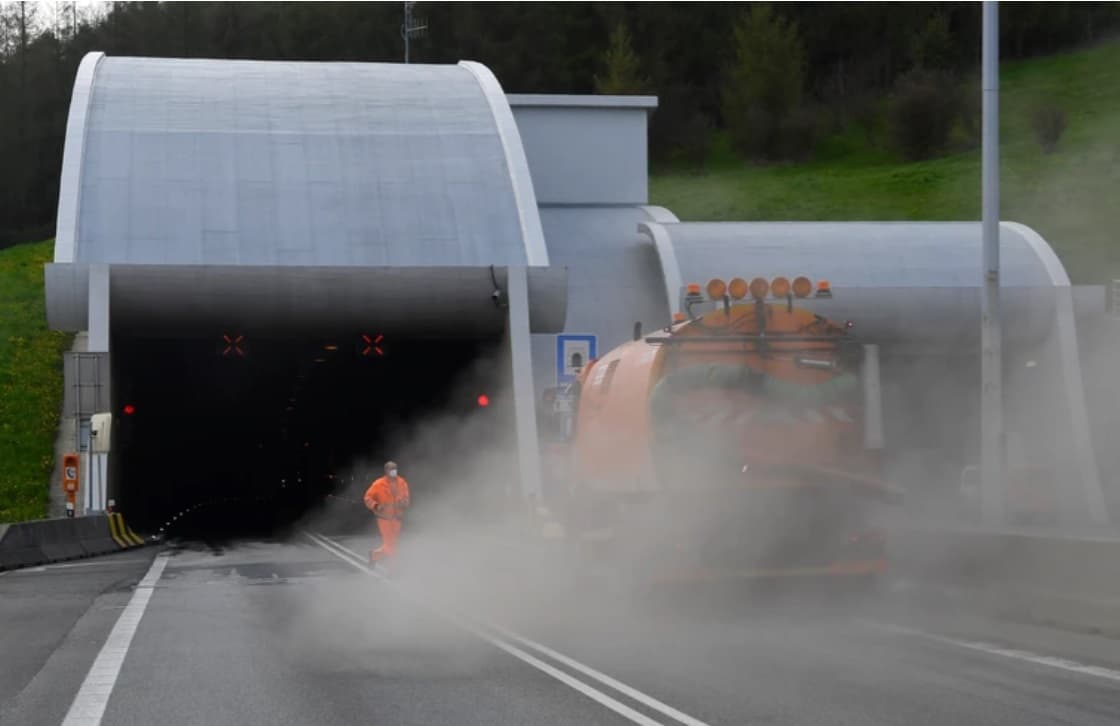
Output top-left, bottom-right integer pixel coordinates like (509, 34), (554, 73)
(980, 0), (1004, 525)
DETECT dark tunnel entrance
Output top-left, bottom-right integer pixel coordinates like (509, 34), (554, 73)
(110, 332), (515, 542)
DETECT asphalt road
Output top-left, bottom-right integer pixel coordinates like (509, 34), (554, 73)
(3, 529), (1119, 726)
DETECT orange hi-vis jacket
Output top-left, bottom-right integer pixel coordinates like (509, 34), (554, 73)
(364, 476), (411, 520)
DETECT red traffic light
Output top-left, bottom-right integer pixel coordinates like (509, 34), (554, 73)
(477, 394), (490, 408)
(123, 404), (136, 416)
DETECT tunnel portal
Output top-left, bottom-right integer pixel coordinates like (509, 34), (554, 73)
(113, 331), (511, 538)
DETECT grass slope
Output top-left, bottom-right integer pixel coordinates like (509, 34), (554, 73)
(651, 39), (1120, 284)
(0, 240), (71, 522)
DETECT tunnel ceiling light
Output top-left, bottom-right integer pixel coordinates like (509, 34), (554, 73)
(323, 344), (339, 351)
(313, 357), (326, 364)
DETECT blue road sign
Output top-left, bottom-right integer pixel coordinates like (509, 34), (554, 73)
(556, 334), (597, 384)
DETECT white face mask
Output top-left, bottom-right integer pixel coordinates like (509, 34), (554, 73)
(388, 469), (398, 478)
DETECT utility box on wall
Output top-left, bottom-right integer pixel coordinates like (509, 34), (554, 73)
(90, 412), (112, 454)
(63, 352), (110, 417)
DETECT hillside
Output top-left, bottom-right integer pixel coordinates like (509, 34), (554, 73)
(1, 43), (1118, 521)
(0, 240), (70, 522)
(651, 39), (1120, 285)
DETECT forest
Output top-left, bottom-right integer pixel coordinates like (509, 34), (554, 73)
(1, 1), (1118, 247)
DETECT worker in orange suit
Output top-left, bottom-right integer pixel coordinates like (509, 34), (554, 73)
(364, 461), (410, 570)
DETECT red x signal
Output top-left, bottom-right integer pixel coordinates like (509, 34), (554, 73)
(361, 334), (385, 357)
(222, 334), (246, 358)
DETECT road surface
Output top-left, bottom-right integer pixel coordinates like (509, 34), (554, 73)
(2, 530), (1118, 725)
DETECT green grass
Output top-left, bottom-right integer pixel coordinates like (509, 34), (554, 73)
(0, 240), (71, 522)
(651, 39), (1120, 284)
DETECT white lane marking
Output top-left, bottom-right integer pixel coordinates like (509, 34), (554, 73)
(305, 532), (708, 726)
(61, 553), (169, 726)
(867, 621), (1120, 683)
(488, 623), (710, 726)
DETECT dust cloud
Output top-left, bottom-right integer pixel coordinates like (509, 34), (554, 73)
(274, 277), (1120, 673)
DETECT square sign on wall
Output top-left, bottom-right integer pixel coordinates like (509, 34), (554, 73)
(556, 334), (597, 384)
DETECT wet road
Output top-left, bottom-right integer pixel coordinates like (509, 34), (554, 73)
(2, 531), (1118, 725)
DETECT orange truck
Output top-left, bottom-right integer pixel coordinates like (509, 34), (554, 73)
(544, 275), (892, 586)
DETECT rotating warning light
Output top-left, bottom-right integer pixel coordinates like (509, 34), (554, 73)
(792, 276), (813, 298)
(728, 277), (749, 300)
(815, 280), (833, 299)
(123, 404), (136, 416)
(770, 276), (791, 299)
(685, 283), (702, 296)
(477, 394), (490, 408)
(361, 333), (385, 357)
(749, 277), (769, 300)
(706, 278), (727, 300)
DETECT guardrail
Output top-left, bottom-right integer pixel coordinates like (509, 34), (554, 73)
(0, 513), (148, 571)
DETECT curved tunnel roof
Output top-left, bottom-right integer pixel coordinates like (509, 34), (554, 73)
(55, 54), (547, 268)
(641, 220), (1073, 348)
(651, 221), (1066, 289)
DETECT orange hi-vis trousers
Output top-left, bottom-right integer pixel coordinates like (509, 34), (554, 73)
(371, 517), (401, 561)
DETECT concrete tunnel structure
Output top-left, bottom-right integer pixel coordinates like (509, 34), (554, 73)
(45, 53), (1113, 534)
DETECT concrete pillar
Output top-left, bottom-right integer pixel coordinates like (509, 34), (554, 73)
(506, 265), (544, 501)
(81, 266), (111, 513)
(88, 264), (110, 353)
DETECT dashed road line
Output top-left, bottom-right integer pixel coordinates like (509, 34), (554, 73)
(865, 620), (1120, 683)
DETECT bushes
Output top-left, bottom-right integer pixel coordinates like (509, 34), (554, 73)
(1031, 102), (1067, 153)
(888, 69), (961, 161)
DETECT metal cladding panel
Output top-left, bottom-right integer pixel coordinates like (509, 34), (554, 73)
(74, 57), (529, 268)
(531, 206), (671, 391)
(510, 103), (652, 205)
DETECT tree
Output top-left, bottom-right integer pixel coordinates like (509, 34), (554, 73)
(721, 4), (809, 161)
(909, 12), (956, 72)
(594, 21), (646, 94)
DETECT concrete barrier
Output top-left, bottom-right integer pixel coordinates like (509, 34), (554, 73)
(36, 517), (87, 562)
(76, 515), (121, 556)
(887, 524), (1120, 634)
(0, 522), (48, 570)
(0, 514), (148, 572)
